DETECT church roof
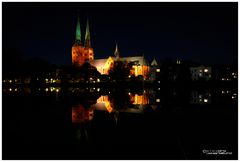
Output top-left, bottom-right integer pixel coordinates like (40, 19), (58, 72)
(118, 56), (148, 66)
(90, 59), (107, 67)
(91, 55), (149, 67)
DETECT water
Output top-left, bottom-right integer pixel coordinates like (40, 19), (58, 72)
(2, 86), (237, 159)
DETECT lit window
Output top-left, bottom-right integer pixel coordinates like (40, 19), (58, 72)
(156, 69), (160, 72)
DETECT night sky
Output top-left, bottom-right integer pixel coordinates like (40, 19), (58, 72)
(3, 2), (238, 65)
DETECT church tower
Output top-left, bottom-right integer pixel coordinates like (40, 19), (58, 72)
(114, 43), (120, 59)
(83, 19), (94, 62)
(72, 16), (85, 66)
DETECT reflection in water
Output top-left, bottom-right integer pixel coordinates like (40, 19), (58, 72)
(72, 104), (94, 124)
(96, 96), (113, 113)
(130, 93), (149, 105)
(190, 90), (211, 104)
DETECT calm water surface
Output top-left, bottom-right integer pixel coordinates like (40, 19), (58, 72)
(3, 86), (237, 159)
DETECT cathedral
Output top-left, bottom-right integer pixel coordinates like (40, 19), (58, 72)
(72, 17), (150, 78)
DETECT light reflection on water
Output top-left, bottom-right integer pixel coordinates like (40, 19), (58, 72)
(2, 86), (238, 159)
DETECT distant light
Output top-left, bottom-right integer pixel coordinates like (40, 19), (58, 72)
(222, 91), (225, 94)
(45, 88), (49, 92)
(227, 91), (230, 93)
(232, 73), (235, 75)
(128, 75), (131, 78)
(222, 78), (225, 81)
(14, 88), (17, 92)
(199, 70), (202, 72)
(232, 96), (236, 99)
(233, 93), (237, 96)
(45, 79), (48, 81)
(204, 99), (208, 103)
(204, 69), (208, 72)
(97, 88), (100, 92)
(36, 78), (39, 81)
(51, 78), (53, 81)
(9, 80), (12, 83)
(128, 92), (131, 95)
(158, 87), (160, 90)
(109, 91), (111, 94)
(3, 80), (5, 83)
(56, 89), (59, 92)
(9, 88), (12, 91)
(156, 99), (160, 102)
(156, 69), (160, 72)
(234, 76), (237, 78)
(158, 81), (160, 84)
(38, 88), (41, 91)
(97, 78), (100, 82)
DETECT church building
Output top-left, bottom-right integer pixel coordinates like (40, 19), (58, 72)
(72, 17), (150, 78)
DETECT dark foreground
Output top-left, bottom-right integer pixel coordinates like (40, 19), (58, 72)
(2, 86), (238, 160)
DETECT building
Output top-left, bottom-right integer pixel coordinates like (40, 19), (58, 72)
(72, 17), (94, 67)
(190, 66), (212, 81)
(71, 18), (150, 79)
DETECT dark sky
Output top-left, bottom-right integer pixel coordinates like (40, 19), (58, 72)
(3, 2), (238, 65)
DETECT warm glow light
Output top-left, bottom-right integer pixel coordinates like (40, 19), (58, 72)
(97, 78), (100, 82)
(204, 99), (208, 103)
(97, 88), (100, 92)
(56, 89), (59, 92)
(9, 88), (12, 91)
(14, 88), (17, 92)
(222, 91), (225, 94)
(9, 80), (12, 83)
(156, 99), (160, 102)
(204, 69), (208, 72)
(45, 88), (49, 92)
(156, 69), (160, 72)
(128, 92), (131, 95)
(128, 75), (131, 78)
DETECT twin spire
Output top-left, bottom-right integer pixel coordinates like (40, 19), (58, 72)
(75, 16), (91, 48)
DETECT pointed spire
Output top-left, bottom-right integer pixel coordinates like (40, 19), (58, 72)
(114, 43), (119, 59)
(84, 18), (91, 48)
(151, 58), (158, 66)
(75, 16), (81, 43)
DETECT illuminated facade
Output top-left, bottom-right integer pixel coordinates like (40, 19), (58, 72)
(72, 17), (94, 67)
(71, 17), (150, 78)
(90, 44), (150, 78)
